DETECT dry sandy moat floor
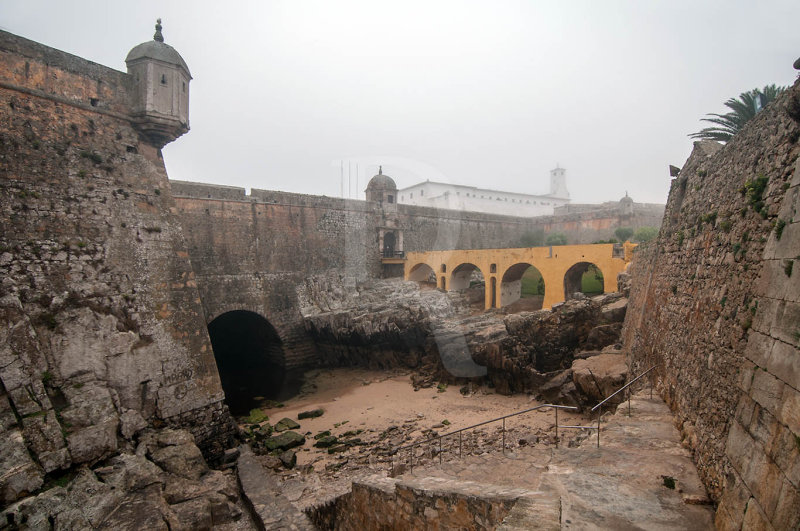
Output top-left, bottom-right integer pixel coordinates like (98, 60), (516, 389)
(244, 368), (589, 508)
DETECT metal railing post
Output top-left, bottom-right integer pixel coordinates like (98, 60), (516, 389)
(597, 406), (601, 448)
(502, 417), (506, 454)
(628, 386), (631, 416)
(459, 431), (462, 458)
(410, 447), (413, 473)
(555, 407), (559, 448)
(439, 437), (442, 464)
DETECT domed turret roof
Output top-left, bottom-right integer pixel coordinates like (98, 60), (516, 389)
(126, 19), (191, 77)
(366, 166), (397, 191)
(620, 192), (634, 204)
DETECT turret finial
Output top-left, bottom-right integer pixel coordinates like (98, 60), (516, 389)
(379, 165), (382, 175)
(154, 18), (164, 42)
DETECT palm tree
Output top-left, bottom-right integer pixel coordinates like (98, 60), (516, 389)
(689, 84), (787, 142)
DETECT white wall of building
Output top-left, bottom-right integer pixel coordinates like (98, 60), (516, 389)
(397, 167), (570, 217)
(398, 182), (568, 217)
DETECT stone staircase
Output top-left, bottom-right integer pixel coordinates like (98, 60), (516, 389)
(391, 390), (715, 529)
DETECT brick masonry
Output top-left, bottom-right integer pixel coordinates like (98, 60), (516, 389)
(622, 79), (800, 529)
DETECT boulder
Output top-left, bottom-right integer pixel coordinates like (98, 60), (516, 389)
(263, 431), (305, 452)
(600, 297), (628, 323)
(279, 450), (296, 469)
(313, 435), (338, 448)
(298, 409), (324, 420)
(140, 429), (209, 481)
(273, 417), (300, 432)
(572, 354), (628, 405)
(536, 369), (581, 407)
(149, 443), (209, 481)
(119, 409), (148, 439)
(94, 453), (164, 492)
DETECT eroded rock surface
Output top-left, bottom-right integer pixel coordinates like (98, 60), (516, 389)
(299, 275), (629, 404)
(1, 428), (252, 530)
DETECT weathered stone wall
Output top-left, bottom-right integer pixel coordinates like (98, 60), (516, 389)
(0, 30), (232, 504)
(622, 79), (800, 529)
(312, 476), (523, 530)
(172, 178), (656, 371)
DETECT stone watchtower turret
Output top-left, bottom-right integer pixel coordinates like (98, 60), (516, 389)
(125, 19), (191, 148)
(365, 166), (398, 205)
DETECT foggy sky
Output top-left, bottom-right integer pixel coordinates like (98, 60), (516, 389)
(2, 1), (798, 205)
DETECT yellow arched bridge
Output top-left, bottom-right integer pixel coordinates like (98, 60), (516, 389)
(404, 243), (636, 310)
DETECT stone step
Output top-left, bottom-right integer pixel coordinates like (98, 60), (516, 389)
(236, 445), (315, 530)
(398, 390), (715, 529)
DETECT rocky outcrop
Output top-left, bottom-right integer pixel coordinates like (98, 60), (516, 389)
(1, 428), (251, 529)
(571, 353), (628, 404)
(299, 275), (629, 401)
(0, 29), (235, 513)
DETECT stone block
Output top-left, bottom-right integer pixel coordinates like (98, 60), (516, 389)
(741, 496), (771, 530)
(726, 421), (757, 478)
(750, 369), (785, 418)
(772, 475), (800, 530)
(714, 470), (750, 531)
(770, 300), (800, 346)
(742, 449), (784, 520)
(752, 297), (779, 336)
(735, 393), (756, 428)
(745, 331), (775, 368)
(747, 402), (780, 450)
(769, 424), (800, 489)
(739, 361), (756, 393)
(776, 181), (799, 220)
(778, 386), (800, 434)
(767, 339), (800, 391)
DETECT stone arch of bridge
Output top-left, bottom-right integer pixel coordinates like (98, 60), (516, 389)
(563, 261), (605, 300)
(449, 262), (488, 308)
(407, 262), (437, 285)
(405, 243), (633, 311)
(449, 262), (486, 291)
(499, 262), (546, 309)
(206, 309), (292, 416)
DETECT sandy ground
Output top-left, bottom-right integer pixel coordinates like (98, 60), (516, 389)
(256, 367), (586, 472)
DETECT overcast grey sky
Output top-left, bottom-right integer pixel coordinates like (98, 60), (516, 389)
(2, 1), (798, 204)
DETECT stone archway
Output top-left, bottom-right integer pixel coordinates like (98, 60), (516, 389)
(450, 263), (485, 309)
(383, 231), (396, 257)
(207, 310), (296, 416)
(563, 262), (604, 300)
(408, 263), (436, 287)
(500, 263), (546, 311)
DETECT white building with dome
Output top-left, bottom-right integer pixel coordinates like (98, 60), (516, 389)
(396, 167), (570, 217)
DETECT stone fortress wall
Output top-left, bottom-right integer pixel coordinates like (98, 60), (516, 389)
(0, 28), (234, 501)
(622, 79), (800, 529)
(0, 25), (665, 510)
(171, 179), (660, 371)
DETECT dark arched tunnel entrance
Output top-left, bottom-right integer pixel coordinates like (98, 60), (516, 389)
(207, 310), (300, 416)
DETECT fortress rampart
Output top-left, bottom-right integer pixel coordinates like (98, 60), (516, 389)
(0, 29), (232, 486)
(623, 80), (800, 529)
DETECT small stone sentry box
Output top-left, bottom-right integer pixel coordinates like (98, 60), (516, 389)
(125, 19), (191, 148)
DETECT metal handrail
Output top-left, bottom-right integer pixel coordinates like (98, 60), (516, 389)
(388, 366), (659, 473)
(391, 403), (577, 474)
(590, 365), (656, 412)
